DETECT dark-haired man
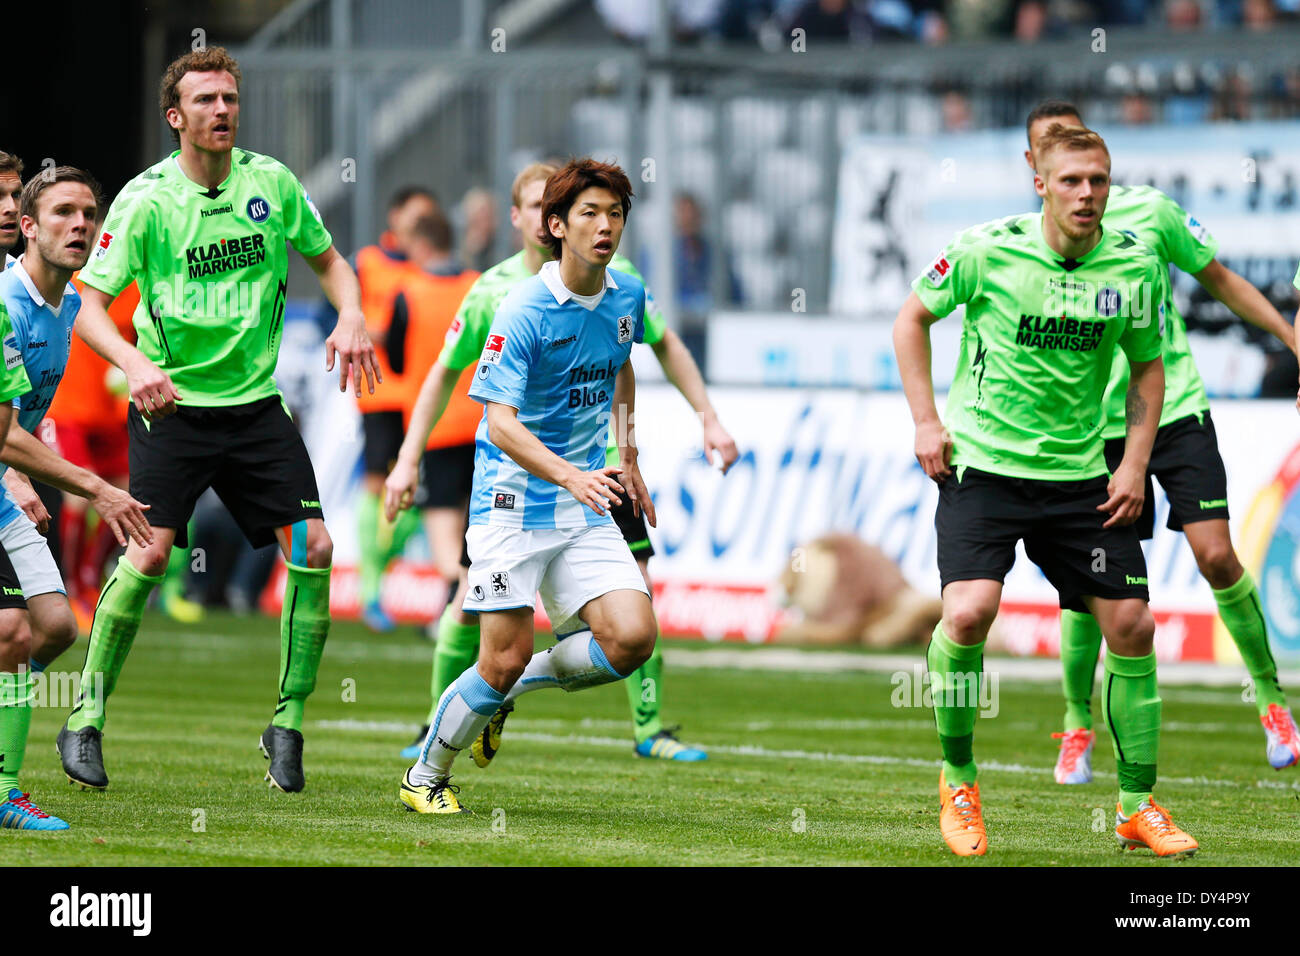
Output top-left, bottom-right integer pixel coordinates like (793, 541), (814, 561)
(399, 159), (658, 813)
(58, 45), (379, 795)
(0, 168), (157, 830)
(1024, 102), (1299, 781)
(388, 161), (735, 766)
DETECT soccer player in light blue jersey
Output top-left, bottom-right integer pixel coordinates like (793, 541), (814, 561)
(399, 159), (658, 814)
(0, 168), (153, 830)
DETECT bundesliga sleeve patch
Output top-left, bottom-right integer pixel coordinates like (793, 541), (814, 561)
(1185, 214), (1211, 245)
(94, 232), (113, 261)
(445, 316), (463, 344)
(926, 255), (952, 286)
(482, 333), (505, 365)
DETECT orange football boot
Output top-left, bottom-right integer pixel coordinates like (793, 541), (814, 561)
(1115, 799), (1198, 857)
(939, 771), (987, 856)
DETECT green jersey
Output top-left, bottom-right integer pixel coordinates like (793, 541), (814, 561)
(80, 148), (333, 406)
(0, 299), (33, 403)
(1099, 185), (1218, 438)
(433, 249), (665, 466)
(913, 213), (1164, 481)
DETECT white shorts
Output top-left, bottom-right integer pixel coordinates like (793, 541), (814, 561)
(462, 523), (649, 637)
(0, 514), (66, 600)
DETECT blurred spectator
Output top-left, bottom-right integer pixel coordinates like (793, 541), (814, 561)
(787, 0), (873, 39)
(1211, 68), (1254, 120)
(1014, 0), (1047, 40)
(946, 0), (1016, 40)
(595, 0), (729, 40)
(1166, 0), (1203, 29)
(941, 90), (974, 129)
(457, 187), (498, 273)
(1243, 0), (1278, 27)
(1120, 91), (1156, 124)
(643, 192), (741, 320)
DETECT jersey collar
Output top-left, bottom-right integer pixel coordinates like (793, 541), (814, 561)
(170, 149), (237, 199)
(12, 256), (73, 315)
(539, 259), (619, 305)
(1035, 212), (1106, 271)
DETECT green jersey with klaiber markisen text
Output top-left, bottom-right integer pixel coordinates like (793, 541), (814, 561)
(1099, 185), (1218, 439)
(79, 148), (333, 407)
(912, 213), (1165, 481)
(433, 249), (665, 467)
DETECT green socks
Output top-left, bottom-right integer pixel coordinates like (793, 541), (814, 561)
(1102, 650), (1160, 816)
(626, 642), (664, 743)
(68, 557), (162, 732)
(0, 671), (32, 793)
(274, 562), (331, 732)
(1214, 570), (1286, 714)
(927, 623), (983, 785)
(1060, 609), (1103, 731)
(357, 492), (384, 607)
(357, 491), (422, 607)
(428, 609), (481, 724)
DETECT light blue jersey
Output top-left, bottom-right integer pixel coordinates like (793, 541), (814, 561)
(0, 261), (77, 530)
(467, 261), (645, 530)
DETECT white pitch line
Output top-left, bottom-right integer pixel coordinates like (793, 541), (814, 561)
(316, 720), (1300, 791)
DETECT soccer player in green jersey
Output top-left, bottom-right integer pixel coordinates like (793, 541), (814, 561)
(1024, 102), (1300, 779)
(895, 124), (1200, 857)
(386, 161), (738, 763)
(57, 46), (379, 794)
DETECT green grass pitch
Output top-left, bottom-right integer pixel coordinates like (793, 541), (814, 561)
(8, 610), (1297, 865)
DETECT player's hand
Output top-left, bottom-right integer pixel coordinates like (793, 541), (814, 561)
(619, 454), (656, 528)
(327, 307), (382, 397)
(915, 419), (953, 482)
(563, 466), (625, 517)
(125, 355), (181, 421)
(90, 483), (154, 548)
(384, 457), (418, 522)
(701, 414), (739, 474)
(1099, 461), (1144, 529)
(4, 474), (49, 534)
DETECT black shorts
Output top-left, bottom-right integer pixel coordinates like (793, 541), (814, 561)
(417, 443), (476, 510)
(936, 467), (1149, 612)
(0, 544), (24, 609)
(1102, 411), (1229, 541)
(128, 397), (324, 549)
(611, 495), (655, 560)
(361, 410), (405, 475)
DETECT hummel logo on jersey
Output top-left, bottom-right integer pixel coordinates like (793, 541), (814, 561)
(617, 315), (633, 344)
(185, 234), (267, 278)
(1125, 575), (1148, 586)
(482, 333), (505, 364)
(926, 255), (951, 286)
(491, 571), (509, 596)
(493, 493), (515, 510)
(2, 587), (20, 597)
(94, 232), (113, 260)
(201, 203), (233, 218)
(300, 499), (320, 509)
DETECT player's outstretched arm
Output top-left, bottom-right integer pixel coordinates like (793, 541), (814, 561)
(306, 245), (381, 396)
(612, 359), (655, 527)
(384, 358), (459, 520)
(893, 292), (951, 482)
(1195, 259), (1297, 353)
(0, 423), (152, 546)
(649, 327), (738, 473)
(1101, 356), (1165, 529)
(75, 286), (181, 421)
(484, 401), (626, 517)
